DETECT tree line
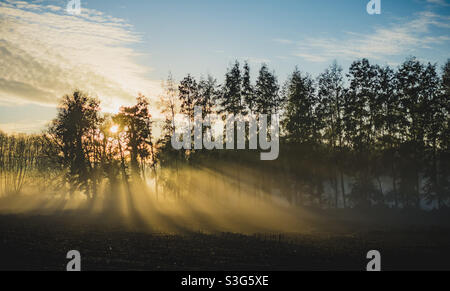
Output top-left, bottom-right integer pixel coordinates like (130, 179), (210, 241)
(0, 57), (448, 209)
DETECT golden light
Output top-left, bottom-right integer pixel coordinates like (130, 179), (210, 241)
(110, 125), (119, 134)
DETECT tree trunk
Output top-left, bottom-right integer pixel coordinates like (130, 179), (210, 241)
(340, 171), (346, 208)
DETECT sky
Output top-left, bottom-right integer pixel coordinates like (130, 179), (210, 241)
(0, 0), (449, 134)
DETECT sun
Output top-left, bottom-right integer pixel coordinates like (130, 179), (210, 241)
(110, 125), (119, 134)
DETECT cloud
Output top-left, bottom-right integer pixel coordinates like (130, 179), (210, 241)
(292, 53), (327, 63)
(0, 0), (160, 113)
(247, 57), (271, 64)
(276, 11), (450, 63)
(0, 119), (50, 134)
(272, 38), (294, 45)
(426, 0), (449, 6)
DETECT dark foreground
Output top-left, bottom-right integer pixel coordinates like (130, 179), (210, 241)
(1, 212), (450, 271)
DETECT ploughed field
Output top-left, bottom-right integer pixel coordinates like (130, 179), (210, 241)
(1, 212), (450, 271)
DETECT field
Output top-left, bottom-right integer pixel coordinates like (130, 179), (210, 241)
(1, 210), (450, 271)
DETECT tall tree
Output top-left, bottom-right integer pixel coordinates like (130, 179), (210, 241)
(317, 62), (346, 207)
(159, 72), (179, 133)
(219, 61), (244, 115)
(114, 94), (153, 177)
(242, 61), (254, 115)
(422, 62), (447, 208)
(179, 74), (199, 120)
(346, 59), (381, 207)
(396, 57), (427, 207)
(282, 68), (323, 206)
(375, 65), (402, 207)
(198, 74), (219, 116)
(437, 60), (450, 207)
(282, 68), (317, 144)
(254, 64), (281, 114)
(47, 90), (101, 198)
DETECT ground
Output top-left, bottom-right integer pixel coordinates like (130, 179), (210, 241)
(1, 210), (450, 271)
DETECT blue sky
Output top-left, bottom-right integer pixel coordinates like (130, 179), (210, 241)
(89, 0), (450, 78)
(0, 0), (449, 133)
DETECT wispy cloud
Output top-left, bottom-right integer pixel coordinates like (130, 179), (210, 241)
(426, 0), (449, 6)
(273, 38), (294, 45)
(0, 119), (49, 134)
(0, 0), (160, 112)
(276, 11), (450, 63)
(246, 57), (271, 65)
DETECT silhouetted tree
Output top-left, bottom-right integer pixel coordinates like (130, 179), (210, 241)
(345, 59), (381, 207)
(242, 61), (254, 115)
(422, 62), (447, 208)
(254, 64), (281, 114)
(282, 68), (323, 206)
(396, 57), (428, 207)
(114, 94), (153, 177)
(219, 61), (244, 115)
(282, 68), (317, 144)
(317, 62), (347, 207)
(47, 90), (101, 198)
(179, 74), (199, 120)
(198, 74), (219, 116)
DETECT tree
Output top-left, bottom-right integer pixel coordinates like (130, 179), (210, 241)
(47, 90), (101, 198)
(219, 61), (244, 115)
(317, 62), (347, 207)
(159, 72), (179, 133)
(282, 68), (317, 144)
(281, 68), (323, 206)
(375, 65), (402, 207)
(345, 59), (381, 207)
(198, 74), (219, 116)
(396, 57), (428, 207)
(114, 94), (153, 177)
(435, 60), (450, 207)
(179, 74), (199, 120)
(254, 64), (281, 114)
(422, 62), (447, 208)
(242, 61), (255, 115)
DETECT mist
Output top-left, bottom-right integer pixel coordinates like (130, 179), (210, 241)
(0, 165), (315, 234)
